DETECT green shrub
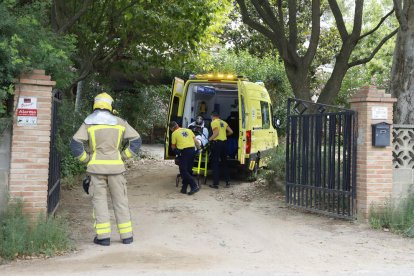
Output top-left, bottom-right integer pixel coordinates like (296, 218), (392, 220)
(369, 192), (414, 237)
(0, 203), (73, 261)
(260, 142), (286, 189)
(56, 97), (87, 179)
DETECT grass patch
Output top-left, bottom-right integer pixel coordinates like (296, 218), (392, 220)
(0, 202), (73, 261)
(369, 192), (414, 237)
(61, 174), (85, 190)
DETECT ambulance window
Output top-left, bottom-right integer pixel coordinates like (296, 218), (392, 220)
(241, 95), (246, 129)
(171, 96), (180, 124)
(260, 101), (270, 129)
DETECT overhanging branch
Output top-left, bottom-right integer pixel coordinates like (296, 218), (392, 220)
(277, 0), (284, 26)
(258, 0), (296, 62)
(236, 0), (282, 52)
(250, 0), (281, 35)
(57, 0), (93, 34)
(350, 0), (363, 38)
(358, 9), (395, 41)
(303, 0), (321, 66)
(287, 0), (297, 51)
(328, 0), (348, 41)
(348, 28), (398, 68)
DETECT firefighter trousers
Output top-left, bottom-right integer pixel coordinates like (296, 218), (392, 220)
(90, 174), (133, 240)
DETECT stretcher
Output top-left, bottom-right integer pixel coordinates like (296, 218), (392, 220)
(175, 147), (209, 188)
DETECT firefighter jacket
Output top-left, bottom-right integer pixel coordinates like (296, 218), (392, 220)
(70, 110), (141, 174)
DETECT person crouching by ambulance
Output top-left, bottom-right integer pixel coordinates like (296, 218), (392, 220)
(70, 92), (141, 246)
(208, 111), (233, 189)
(169, 121), (201, 195)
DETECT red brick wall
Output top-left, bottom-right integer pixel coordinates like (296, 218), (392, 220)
(9, 70), (55, 218)
(349, 86), (396, 219)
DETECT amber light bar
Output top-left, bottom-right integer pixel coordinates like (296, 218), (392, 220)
(192, 73), (241, 81)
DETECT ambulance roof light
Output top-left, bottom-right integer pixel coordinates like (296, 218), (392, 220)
(191, 73), (247, 81)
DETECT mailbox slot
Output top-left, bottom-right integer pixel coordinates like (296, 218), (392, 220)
(371, 122), (391, 147)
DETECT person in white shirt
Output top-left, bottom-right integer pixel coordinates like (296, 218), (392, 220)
(188, 115), (209, 148)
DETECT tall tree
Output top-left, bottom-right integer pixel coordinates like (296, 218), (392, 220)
(390, 0), (414, 124)
(235, 0), (397, 104)
(51, 0), (230, 96)
(0, 1), (75, 115)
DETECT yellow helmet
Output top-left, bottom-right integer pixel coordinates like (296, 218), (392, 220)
(93, 92), (113, 112)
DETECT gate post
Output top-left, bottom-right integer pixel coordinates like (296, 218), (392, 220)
(9, 70), (55, 219)
(349, 86), (397, 219)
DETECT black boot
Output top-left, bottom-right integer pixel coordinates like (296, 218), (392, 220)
(122, 237), (133, 244)
(93, 237), (110, 246)
(188, 187), (200, 195)
(180, 184), (188, 194)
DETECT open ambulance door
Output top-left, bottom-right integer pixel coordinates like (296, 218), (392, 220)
(164, 77), (185, 159)
(237, 80), (247, 165)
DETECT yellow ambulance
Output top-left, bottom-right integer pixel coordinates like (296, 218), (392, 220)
(164, 73), (280, 176)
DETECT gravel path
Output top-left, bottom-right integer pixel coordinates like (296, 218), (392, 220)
(1, 144), (414, 275)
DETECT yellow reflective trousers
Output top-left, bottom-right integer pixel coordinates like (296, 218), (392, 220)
(90, 174), (133, 239)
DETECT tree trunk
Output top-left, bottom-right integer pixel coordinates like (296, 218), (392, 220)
(74, 80), (84, 112)
(390, 5), (414, 124)
(317, 70), (347, 105)
(284, 62), (312, 101)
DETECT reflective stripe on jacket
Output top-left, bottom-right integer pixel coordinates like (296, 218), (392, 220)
(71, 113), (141, 174)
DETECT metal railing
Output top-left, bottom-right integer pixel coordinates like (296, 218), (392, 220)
(285, 98), (357, 219)
(47, 91), (62, 215)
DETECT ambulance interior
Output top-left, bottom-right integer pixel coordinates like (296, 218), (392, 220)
(182, 82), (239, 159)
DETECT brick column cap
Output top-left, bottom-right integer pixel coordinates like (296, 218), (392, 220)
(17, 79), (56, 87)
(14, 70), (56, 86)
(349, 85), (397, 103)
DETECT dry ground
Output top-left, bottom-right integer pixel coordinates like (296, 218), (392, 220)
(1, 144), (414, 275)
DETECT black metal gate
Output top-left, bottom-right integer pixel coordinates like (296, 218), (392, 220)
(286, 98), (357, 219)
(47, 91), (61, 214)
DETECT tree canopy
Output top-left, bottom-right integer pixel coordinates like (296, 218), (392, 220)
(0, 1), (75, 115)
(235, 0), (397, 104)
(51, 0), (231, 94)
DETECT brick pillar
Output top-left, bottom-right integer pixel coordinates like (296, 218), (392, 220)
(349, 85), (397, 219)
(9, 70), (55, 218)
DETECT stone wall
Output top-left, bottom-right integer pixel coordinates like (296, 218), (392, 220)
(392, 125), (414, 199)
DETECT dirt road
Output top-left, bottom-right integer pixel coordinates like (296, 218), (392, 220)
(2, 144), (414, 275)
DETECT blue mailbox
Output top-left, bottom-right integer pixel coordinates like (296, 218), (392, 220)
(371, 122), (391, 147)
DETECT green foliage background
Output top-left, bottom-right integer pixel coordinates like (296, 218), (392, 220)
(0, 1), (76, 115)
(0, 0), (398, 181)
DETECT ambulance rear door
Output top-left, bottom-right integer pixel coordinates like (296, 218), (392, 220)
(237, 80), (247, 164)
(164, 77), (185, 159)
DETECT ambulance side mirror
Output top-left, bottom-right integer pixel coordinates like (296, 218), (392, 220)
(272, 116), (281, 129)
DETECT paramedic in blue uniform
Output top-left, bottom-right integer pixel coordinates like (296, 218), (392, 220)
(169, 121), (201, 195)
(208, 111), (233, 189)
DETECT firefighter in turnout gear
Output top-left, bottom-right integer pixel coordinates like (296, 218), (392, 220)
(169, 121), (201, 195)
(208, 111), (233, 189)
(70, 92), (141, 246)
